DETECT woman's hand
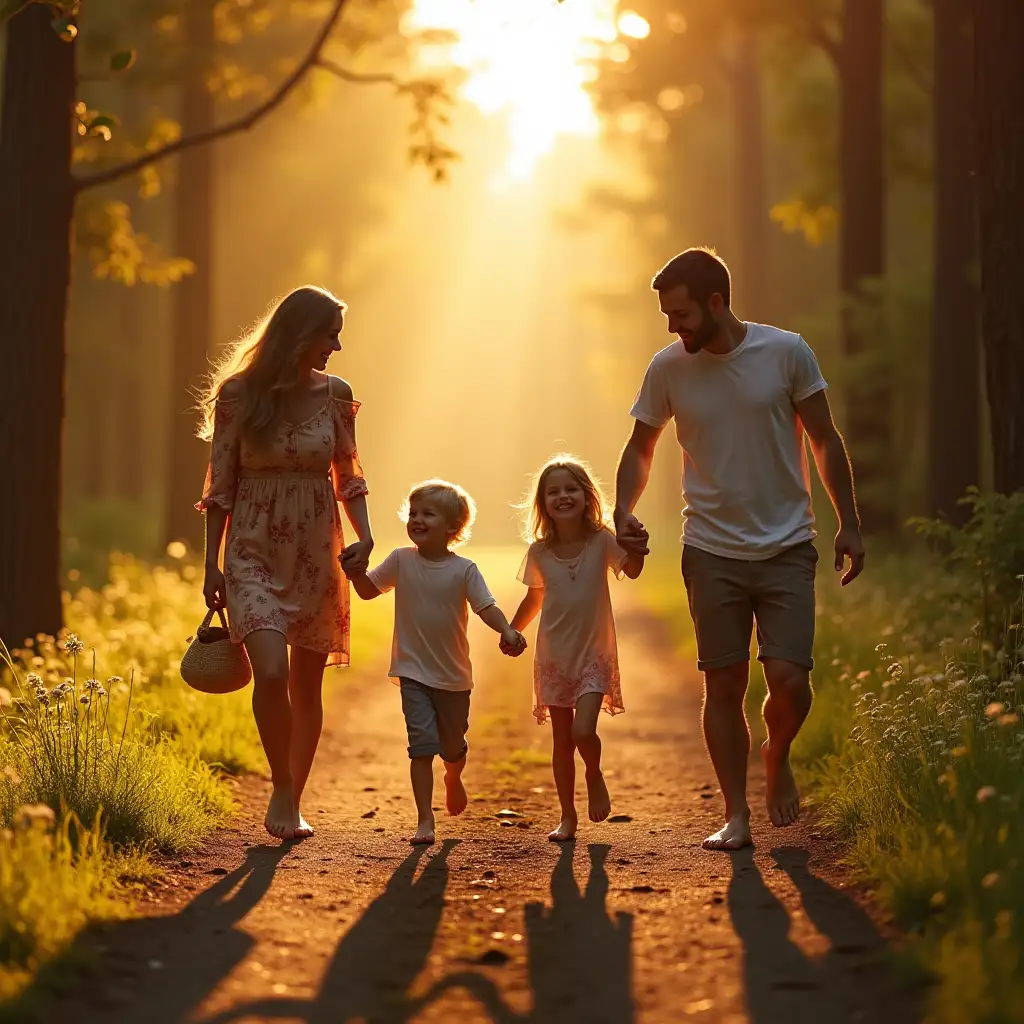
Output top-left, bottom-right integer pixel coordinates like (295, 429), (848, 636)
(340, 537), (374, 576)
(203, 566), (226, 611)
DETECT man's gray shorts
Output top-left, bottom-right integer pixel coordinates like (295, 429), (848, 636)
(399, 678), (470, 762)
(681, 541), (818, 672)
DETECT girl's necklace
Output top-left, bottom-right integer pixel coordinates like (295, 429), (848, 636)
(555, 538), (587, 580)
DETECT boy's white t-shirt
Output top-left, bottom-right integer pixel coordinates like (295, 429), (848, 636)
(629, 323), (828, 560)
(366, 547), (496, 691)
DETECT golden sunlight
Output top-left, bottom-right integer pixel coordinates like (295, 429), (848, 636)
(405, 0), (647, 182)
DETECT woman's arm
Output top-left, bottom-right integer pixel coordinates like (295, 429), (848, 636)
(510, 587), (543, 632)
(340, 493), (374, 573)
(202, 506), (229, 610)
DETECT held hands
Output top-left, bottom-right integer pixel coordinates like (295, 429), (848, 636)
(339, 537), (374, 577)
(834, 524), (865, 586)
(499, 627), (528, 658)
(614, 508), (650, 557)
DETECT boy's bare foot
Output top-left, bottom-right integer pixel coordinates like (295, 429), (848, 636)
(702, 815), (753, 851)
(264, 786), (298, 841)
(762, 739), (800, 826)
(548, 814), (578, 842)
(444, 770), (468, 816)
(585, 769), (611, 822)
(410, 819), (435, 845)
(294, 813), (314, 839)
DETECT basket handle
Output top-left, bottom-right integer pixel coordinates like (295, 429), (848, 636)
(201, 607), (229, 629)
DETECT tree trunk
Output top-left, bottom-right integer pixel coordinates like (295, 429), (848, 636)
(929, 0), (979, 522)
(838, 0), (890, 531)
(973, 0), (1024, 495)
(163, 0), (215, 551)
(731, 25), (768, 322)
(0, 8), (76, 646)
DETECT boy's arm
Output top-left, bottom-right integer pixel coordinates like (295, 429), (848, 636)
(478, 603), (518, 643)
(347, 568), (383, 601)
(511, 587), (543, 632)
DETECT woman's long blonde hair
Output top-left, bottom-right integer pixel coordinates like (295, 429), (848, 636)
(197, 286), (346, 444)
(521, 454), (610, 543)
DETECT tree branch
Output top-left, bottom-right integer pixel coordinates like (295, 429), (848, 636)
(73, 0), (349, 193)
(801, 14), (842, 65)
(316, 57), (397, 87)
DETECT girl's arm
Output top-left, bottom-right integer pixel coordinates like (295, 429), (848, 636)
(621, 552), (645, 580)
(511, 587), (543, 632)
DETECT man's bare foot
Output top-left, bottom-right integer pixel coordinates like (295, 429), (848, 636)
(548, 814), (578, 842)
(264, 786), (298, 841)
(444, 771), (468, 816)
(585, 769), (611, 822)
(702, 816), (753, 851)
(762, 739), (800, 826)
(294, 813), (314, 839)
(410, 820), (435, 845)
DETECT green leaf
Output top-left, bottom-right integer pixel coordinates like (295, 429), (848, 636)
(51, 16), (78, 41)
(86, 114), (119, 133)
(110, 50), (136, 73)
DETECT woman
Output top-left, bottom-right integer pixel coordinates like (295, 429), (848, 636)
(197, 286), (373, 840)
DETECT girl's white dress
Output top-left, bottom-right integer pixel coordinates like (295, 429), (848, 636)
(518, 528), (629, 724)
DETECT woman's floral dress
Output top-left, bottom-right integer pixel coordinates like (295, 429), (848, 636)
(518, 528), (629, 724)
(196, 376), (368, 666)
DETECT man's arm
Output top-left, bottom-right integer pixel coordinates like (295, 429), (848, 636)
(613, 419), (663, 554)
(795, 389), (865, 585)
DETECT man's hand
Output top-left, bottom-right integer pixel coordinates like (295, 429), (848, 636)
(614, 509), (650, 557)
(499, 628), (527, 657)
(834, 525), (865, 586)
(340, 538), (374, 576)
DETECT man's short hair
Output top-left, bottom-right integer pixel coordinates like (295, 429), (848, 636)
(651, 247), (731, 307)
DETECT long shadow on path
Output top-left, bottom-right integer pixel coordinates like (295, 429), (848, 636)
(728, 845), (922, 1024)
(437, 842), (635, 1023)
(0, 843), (289, 1024)
(202, 839), (459, 1024)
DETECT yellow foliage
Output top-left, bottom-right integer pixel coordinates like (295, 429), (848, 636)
(770, 198), (838, 247)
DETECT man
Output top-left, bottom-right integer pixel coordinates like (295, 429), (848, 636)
(614, 248), (864, 851)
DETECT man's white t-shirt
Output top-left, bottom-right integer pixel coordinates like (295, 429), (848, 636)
(367, 547), (496, 691)
(629, 322), (828, 561)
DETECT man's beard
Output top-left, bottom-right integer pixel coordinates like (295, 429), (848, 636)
(681, 305), (718, 352)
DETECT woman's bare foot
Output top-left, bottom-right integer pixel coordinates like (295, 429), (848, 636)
(548, 813), (578, 842)
(444, 770), (468, 816)
(585, 769), (611, 822)
(410, 819), (435, 845)
(703, 815), (753, 851)
(762, 739), (800, 826)
(264, 786), (299, 840)
(294, 813), (314, 839)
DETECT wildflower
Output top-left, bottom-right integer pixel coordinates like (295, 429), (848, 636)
(106, 675), (123, 686)
(986, 702), (1006, 718)
(84, 678), (103, 692)
(14, 803), (56, 829)
(999, 713), (1019, 727)
(974, 674), (990, 685)
(24, 672), (43, 688)
(856, 670), (871, 681)
(875, 643), (888, 653)
(80, 694), (91, 705)
(982, 872), (1001, 889)
(976, 786), (998, 803)
(30, 656), (44, 668)
(62, 633), (85, 656)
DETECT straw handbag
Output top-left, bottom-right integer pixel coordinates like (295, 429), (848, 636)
(180, 608), (252, 694)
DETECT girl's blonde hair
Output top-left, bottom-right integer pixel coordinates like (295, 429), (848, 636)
(400, 480), (477, 548)
(197, 285), (346, 444)
(523, 454), (610, 543)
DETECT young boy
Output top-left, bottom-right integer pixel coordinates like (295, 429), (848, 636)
(343, 479), (525, 844)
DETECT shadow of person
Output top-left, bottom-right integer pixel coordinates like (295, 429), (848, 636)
(431, 842), (635, 1024)
(201, 839), (459, 1024)
(0, 842), (289, 1024)
(727, 845), (922, 1024)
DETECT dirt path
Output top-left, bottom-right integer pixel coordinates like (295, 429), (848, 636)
(25, 551), (920, 1024)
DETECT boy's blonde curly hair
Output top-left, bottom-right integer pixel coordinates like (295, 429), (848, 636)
(400, 479), (477, 548)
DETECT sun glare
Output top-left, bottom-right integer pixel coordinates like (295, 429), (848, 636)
(406, 0), (646, 183)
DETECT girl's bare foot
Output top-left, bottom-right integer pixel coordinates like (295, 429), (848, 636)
(548, 813), (578, 842)
(410, 819), (436, 845)
(762, 739), (800, 826)
(703, 815), (753, 851)
(264, 786), (299, 840)
(294, 813), (314, 839)
(444, 771), (468, 816)
(585, 769), (611, 822)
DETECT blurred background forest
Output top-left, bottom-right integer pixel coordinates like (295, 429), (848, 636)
(0, 0), (998, 582)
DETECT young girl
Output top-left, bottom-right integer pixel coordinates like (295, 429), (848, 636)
(509, 456), (644, 841)
(344, 480), (524, 845)
(197, 285), (374, 842)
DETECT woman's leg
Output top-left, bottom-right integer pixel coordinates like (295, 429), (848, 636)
(572, 692), (611, 822)
(243, 629), (297, 840)
(289, 645), (330, 838)
(548, 707), (577, 841)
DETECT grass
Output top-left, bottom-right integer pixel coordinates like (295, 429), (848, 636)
(637, 497), (1024, 1023)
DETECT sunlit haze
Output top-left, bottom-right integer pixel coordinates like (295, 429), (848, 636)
(405, 0), (649, 182)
